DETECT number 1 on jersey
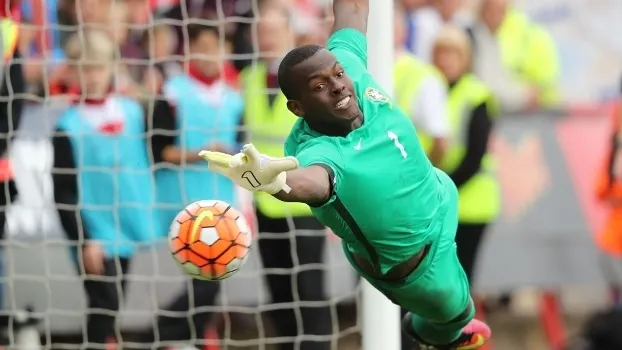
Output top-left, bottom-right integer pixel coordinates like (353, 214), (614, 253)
(387, 131), (408, 159)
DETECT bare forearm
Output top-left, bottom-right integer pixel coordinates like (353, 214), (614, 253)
(332, 0), (369, 34)
(162, 146), (204, 164)
(428, 138), (447, 167)
(163, 144), (230, 165)
(273, 166), (332, 206)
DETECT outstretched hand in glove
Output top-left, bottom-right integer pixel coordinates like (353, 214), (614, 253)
(199, 144), (299, 194)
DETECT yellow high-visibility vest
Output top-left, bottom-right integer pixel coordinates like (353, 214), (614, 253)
(440, 73), (501, 223)
(497, 9), (559, 106)
(240, 64), (312, 219)
(393, 53), (443, 155)
(1, 18), (18, 61)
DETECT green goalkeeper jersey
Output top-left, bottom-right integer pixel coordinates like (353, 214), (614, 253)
(284, 28), (457, 275)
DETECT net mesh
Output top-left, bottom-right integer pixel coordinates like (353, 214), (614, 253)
(2, 0), (360, 349)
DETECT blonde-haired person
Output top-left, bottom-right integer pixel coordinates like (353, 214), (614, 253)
(431, 26), (501, 286)
(63, 29), (118, 98)
(52, 29), (157, 350)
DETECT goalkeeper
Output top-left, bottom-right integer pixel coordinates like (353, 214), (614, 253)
(201, 0), (491, 348)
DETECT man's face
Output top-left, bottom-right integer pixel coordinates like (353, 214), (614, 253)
(257, 8), (292, 58)
(287, 50), (359, 125)
(189, 31), (222, 77)
(433, 46), (465, 82)
(401, 0), (430, 12)
(75, 0), (112, 24)
(481, 0), (508, 32)
(436, 0), (461, 20)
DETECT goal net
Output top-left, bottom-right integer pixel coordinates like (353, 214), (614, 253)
(6, 0), (622, 349)
(2, 0), (360, 349)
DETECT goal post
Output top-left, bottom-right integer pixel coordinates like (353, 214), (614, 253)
(362, 1), (401, 350)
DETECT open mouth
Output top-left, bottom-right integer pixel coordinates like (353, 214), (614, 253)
(335, 96), (351, 110)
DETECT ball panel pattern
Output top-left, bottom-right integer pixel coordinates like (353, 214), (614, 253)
(169, 200), (252, 280)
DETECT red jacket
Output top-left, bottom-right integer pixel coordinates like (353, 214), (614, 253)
(0, 0), (20, 19)
(595, 104), (622, 256)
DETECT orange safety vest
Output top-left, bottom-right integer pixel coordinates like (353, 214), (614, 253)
(595, 103), (622, 256)
(1, 18), (18, 61)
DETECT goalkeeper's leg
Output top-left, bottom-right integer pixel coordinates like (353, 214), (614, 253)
(348, 238), (490, 349)
(344, 210), (490, 349)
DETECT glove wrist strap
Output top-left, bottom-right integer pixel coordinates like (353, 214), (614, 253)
(262, 171), (289, 195)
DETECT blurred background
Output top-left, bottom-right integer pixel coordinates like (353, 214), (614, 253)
(1, 0), (622, 349)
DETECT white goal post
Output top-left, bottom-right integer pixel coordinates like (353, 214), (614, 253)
(362, 1), (401, 349)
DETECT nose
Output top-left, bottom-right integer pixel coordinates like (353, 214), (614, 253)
(331, 79), (345, 96)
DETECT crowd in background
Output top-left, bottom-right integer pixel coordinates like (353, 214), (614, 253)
(11, 0), (622, 349)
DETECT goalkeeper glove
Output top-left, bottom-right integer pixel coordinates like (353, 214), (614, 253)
(199, 143), (299, 194)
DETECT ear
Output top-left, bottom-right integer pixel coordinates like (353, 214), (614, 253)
(286, 100), (304, 117)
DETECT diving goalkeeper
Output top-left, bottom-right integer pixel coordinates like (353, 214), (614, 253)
(200, 0), (491, 348)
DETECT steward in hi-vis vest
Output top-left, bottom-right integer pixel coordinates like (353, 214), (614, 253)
(432, 26), (500, 286)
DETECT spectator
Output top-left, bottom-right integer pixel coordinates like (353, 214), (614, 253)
(155, 22), (241, 227)
(430, 26), (500, 286)
(51, 29), (158, 350)
(393, 0), (449, 167)
(468, 0), (560, 112)
(57, 0), (117, 47)
(238, 4), (332, 350)
(147, 22), (241, 346)
(398, 0), (430, 54)
(594, 77), (622, 260)
(402, 0), (471, 61)
(50, 0), (154, 98)
(18, 0), (65, 93)
(151, 0), (246, 79)
(0, 0), (23, 343)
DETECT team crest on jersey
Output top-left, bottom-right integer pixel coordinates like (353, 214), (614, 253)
(364, 87), (390, 104)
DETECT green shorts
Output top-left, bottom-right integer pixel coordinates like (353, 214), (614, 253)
(344, 188), (471, 322)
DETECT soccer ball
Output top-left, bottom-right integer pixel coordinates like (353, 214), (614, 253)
(169, 200), (252, 280)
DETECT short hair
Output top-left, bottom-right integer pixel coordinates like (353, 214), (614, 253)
(65, 29), (116, 63)
(277, 44), (323, 99)
(187, 23), (220, 44)
(432, 26), (472, 61)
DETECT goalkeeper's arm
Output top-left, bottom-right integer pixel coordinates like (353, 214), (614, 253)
(201, 145), (333, 206)
(273, 166), (333, 207)
(332, 0), (369, 35)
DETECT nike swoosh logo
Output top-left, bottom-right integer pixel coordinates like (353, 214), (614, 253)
(354, 138), (362, 150)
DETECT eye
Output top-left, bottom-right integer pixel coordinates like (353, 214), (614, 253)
(314, 84), (325, 91)
(336, 71), (344, 78)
